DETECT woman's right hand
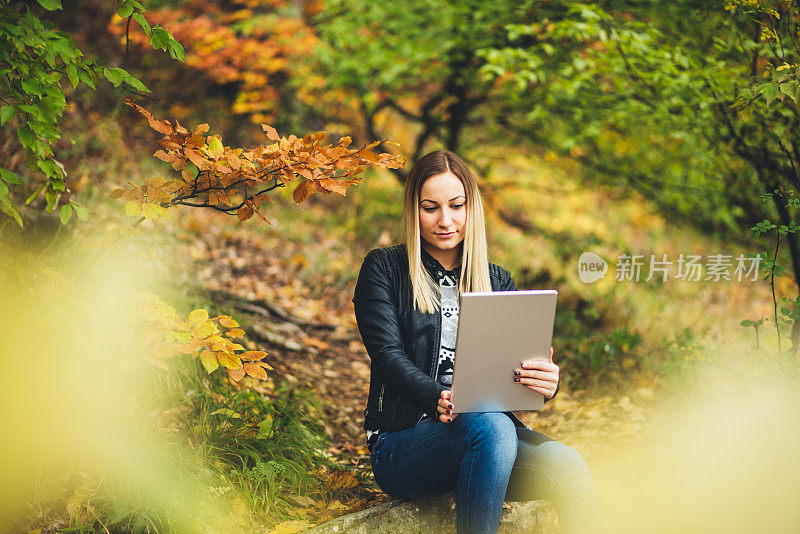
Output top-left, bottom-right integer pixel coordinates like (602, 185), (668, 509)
(437, 389), (457, 423)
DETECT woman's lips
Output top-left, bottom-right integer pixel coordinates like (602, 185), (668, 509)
(436, 232), (455, 238)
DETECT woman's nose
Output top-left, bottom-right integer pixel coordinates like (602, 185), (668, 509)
(439, 208), (452, 226)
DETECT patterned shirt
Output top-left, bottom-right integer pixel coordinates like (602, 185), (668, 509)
(366, 265), (460, 451)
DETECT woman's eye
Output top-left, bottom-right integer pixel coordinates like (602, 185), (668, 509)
(423, 207), (437, 213)
(451, 204), (465, 209)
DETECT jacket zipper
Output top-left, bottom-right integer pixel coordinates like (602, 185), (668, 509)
(378, 384), (384, 412)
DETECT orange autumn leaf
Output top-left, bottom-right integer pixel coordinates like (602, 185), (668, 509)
(241, 350), (268, 361)
(243, 362), (268, 380)
(119, 99), (405, 224)
(227, 367), (246, 382)
(293, 179), (315, 204)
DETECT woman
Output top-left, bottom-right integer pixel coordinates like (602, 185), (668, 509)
(352, 150), (604, 534)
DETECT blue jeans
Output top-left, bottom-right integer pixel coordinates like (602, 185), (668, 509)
(369, 413), (605, 534)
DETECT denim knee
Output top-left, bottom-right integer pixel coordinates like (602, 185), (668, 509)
(534, 441), (592, 480)
(459, 412), (518, 465)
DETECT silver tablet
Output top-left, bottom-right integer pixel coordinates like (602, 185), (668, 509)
(450, 289), (558, 413)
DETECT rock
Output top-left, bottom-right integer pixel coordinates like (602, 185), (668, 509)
(301, 495), (556, 533)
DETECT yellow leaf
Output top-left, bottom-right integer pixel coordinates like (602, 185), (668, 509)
(226, 328), (245, 338)
(192, 321), (217, 339)
(124, 200), (142, 216)
(217, 352), (242, 369)
(207, 136), (224, 159)
(200, 352), (219, 374)
(205, 334), (227, 351)
(217, 315), (239, 328)
(188, 309), (209, 326)
(142, 202), (161, 220)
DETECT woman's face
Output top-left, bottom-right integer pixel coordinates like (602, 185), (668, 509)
(418, 171), (467, 258)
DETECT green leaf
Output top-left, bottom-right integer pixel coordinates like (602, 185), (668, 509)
(0, 203), (23, 227)
(45, 190), (61, 213)
(72, 203), (89, 221)
(762, 84), (780, 105)
(123, 74), (149, 93)
(117, 3), (134, 18)
(66, 63), (79, 88)
(149, 27), (170, 50)
(779, 82), (797, 101)
(17, 125), (35, 148)
(58, 203), (72, 225)
(0, 106), (16, 126)
(21, 77), (42, 96)
(168, 39), (185, 62)
(78, 67), (96, 89)
(25, 183), (47, 205)
(103, 67), (125, 87)
(739, 320), (753, 327)
(36, 0), (62, 10)
(132, 12), (151, 35)
(0, 168), (23, 185)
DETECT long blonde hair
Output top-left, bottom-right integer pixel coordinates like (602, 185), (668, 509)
(402, 150), (492, 314)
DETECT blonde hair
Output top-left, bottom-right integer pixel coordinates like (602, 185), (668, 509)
(401, 150), (492, 314)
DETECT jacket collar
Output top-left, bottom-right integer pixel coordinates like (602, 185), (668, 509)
(420, 244), (461, 276)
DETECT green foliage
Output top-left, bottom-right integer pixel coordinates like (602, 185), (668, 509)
(0, 0), (183, 227)
(311, 0), (551, 156)
(479, 1), (800, 240)
(194, 380), (332, 515)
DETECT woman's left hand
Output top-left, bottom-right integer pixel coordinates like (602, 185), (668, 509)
(514, 346), (559, 400)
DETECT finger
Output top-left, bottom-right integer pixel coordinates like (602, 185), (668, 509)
(439, 412), (455, 423)
(438, 392), (454, 411)
(521, 360), (559, 372)
(438, 399), (454, 415)
(549, 345), (554, 364)
(516, 377), (557, 389)
(515, 369), (558, 381)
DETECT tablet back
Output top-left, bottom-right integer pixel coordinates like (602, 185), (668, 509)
(450, 289), (558, 413)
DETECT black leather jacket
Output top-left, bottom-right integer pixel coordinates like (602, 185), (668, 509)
(352, 243), (557, 433)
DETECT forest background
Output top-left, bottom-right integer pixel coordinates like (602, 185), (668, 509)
(2, 0), (800, 532)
